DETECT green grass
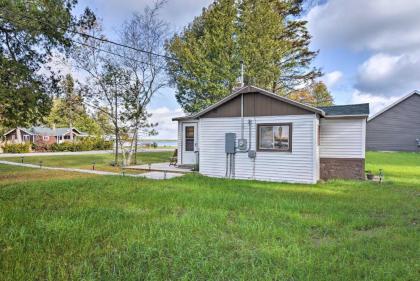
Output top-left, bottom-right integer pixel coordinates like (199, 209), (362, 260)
(0, 152), (419, 280)
(0, 151), (174, 172)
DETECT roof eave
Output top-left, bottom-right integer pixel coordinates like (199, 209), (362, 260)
(172, 116), (197, 121)
(3, 127), (34, 136)
(324, 114), (369, 119)
(368, 90), (419, 121)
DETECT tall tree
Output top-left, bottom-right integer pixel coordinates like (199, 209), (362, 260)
(60, 74), (83, 141)
(117, 1), (168, 164)
(46, 99), (103, 136)
(93, 108), (114, 135)
(312, 81), (333, 106)
(166, 0), (320, 113)
(0, 1), (95, 127)
(75, 44), (129, 164)
(238, 0), (284, 89)
(288, 81), (334, 107)
(166, 0), (238, 113)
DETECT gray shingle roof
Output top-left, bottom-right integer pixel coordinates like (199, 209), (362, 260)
(23, 127), (87, 136)
(317, 103), (370, 116)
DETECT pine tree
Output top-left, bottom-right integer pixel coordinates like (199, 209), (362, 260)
(238, 0), (284, 90)
(166, 0), (239, 113)
(165, 0), (320, 113)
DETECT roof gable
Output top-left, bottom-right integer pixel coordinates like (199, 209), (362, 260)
(201, 91), (314, 118)
(4, 127), (34, 136)
(368, 90), (420, 121)
(173, 85), (325, 120)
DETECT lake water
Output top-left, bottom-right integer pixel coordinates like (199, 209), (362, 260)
(138, 140), (177, 147)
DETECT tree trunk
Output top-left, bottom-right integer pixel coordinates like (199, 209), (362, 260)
(120, 139), (127, 166)
(69, 120), (74, 151)
(69, 121), (74, 142)
(114, 125), (119, 165)
(16, 128), (22, 143)
(114, 95), (119, 166)
(133, 130), (138, 165)
(126, 127), (137, 166)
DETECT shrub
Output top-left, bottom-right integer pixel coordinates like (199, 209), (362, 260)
(32, 137), (113, 152)
(3, 143), (31, 153)
(32, 141), (51, 152)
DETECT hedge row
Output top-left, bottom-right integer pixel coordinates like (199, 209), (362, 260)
(32, 138), (113, 152)
(2, 138), (113, 153)
(2, 143), (31, 153)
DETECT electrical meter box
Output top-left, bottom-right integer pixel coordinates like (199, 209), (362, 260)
(225, 133), (236, 153)
(237, 138), (247, 151)
(248, 150), (256, 159)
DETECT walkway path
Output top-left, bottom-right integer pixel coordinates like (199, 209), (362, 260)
(127, 162), (193, 174)
(0, 160), (184, 180)
(0, 148), (174, 158)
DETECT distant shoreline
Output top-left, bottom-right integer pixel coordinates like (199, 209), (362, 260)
(140, 139), (176, 142)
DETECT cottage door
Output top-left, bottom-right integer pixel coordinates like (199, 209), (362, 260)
(182, 123), (197, 165)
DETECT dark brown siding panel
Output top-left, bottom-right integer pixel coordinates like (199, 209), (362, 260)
(367, 94), (420, 152)
(202, 94), (242, 118)
(244, 92), (256, 116)
(320, 158), (365, 180)
(202, 92), (313, 118)
(272, 99), (310, 115)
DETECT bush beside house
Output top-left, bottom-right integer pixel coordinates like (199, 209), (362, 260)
(32, 137), (113, 152)
(2, 137), (112, 153)
(2, 143), (31, 153)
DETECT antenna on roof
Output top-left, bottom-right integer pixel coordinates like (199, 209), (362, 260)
(240, 60), (244, 87)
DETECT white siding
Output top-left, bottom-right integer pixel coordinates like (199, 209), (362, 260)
(319, 118), (366, 158)
(177, 122), (182, 164)
(314, 117), (320, 181)
(198, 115), (317, 184)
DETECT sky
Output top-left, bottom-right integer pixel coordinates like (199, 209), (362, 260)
(73, 0), (420, 139)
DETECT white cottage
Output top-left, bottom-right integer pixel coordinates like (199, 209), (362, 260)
(173, 86), (369, 184)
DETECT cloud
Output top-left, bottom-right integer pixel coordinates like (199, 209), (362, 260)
(307, 0), (420, 99)
(351, 90), (403, 115)
(322, 71), (342, 88)
(147, 107), (183, 139)
(355, 52), (420, 96)
(307, 0), (420, 52)
(79, 0), (212, 32)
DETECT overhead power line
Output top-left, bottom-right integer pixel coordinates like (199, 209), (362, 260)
(0, 11), (178, 62)
(70, 30), (177, 61)
(72, 40), (160, 67)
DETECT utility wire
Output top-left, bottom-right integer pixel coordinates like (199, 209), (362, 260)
(71, 30), (177, 61)
(0, 11), (178, 62)
(72, 40), (160, 67)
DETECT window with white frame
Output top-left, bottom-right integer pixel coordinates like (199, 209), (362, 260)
(257, 123), (292, 152)
(43, 136), (49, 141)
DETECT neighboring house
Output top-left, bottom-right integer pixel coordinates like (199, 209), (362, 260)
(367, 91), (420, 152)
(4, 127), (88, 145)
(173, 86), (369, 184)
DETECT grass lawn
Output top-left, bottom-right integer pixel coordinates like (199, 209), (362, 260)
(0, 151), (419, 280)
(0, 151), (174, 173)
